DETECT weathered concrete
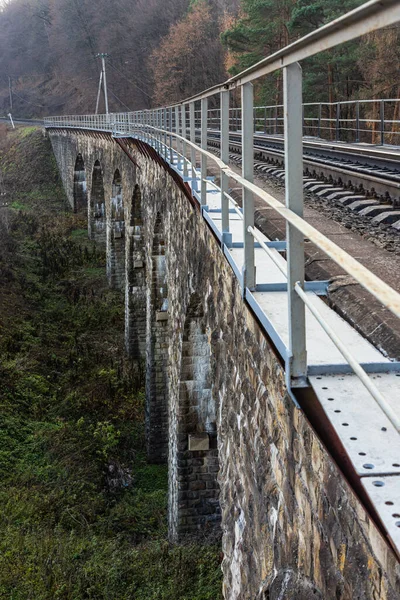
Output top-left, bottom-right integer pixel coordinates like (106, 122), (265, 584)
(48, 129), (400, 600)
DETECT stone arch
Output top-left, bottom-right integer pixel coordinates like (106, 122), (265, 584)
(89, 160), (106, 242)
(107, 169), (125, 289)
(125, 184), (146, 358)
(73, 153), (87, 213)
(145, 212), (169, 464)
(169, 292), (221, 542)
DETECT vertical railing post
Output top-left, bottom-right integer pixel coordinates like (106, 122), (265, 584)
(158, 109), (162, 152)
(169, 107), (173, 162)
(181, 104), (188, 178)
(241, 82), (255, 291)
(318, 103), (322, 138)
(264, 106), (267, 134)
(156, 109), (160, 152)
(336, 102), (340, 142)
(220, 89), (231, 246)
(175, 105), (181, 169)
(284, 62), (307, 386)
(163, 108), (167, 158)
(355, 101), (360, 143)
(200, 97), (208, 206)
(189, 101), (197, 192)
(380, 100), (385, 146)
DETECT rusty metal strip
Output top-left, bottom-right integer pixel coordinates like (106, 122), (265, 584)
(116, 136), (197, 210)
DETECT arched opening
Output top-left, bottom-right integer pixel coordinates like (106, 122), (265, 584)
(73, 154), (87, 213)
(107, 169), (125, 290)
(145, 212), (169, 464)
(125, 184), (146, 358)
(89, 160), (106, 242)
(170, 294), (221, 542)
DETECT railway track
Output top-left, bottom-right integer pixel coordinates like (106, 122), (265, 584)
(207, 131), (400, 225)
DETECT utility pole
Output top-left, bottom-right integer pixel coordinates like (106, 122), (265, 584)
(96, 53), (109, 115)
(95, 71), (103, 114)
(8, 76), (13, 111)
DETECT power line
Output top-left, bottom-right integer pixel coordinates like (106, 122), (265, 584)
(108, 88), (133, 112)
(11, 90), (44, 108)
(107, 61), (152, 100)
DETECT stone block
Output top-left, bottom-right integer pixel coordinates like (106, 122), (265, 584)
(156, 311), (168, 322)
(188, 433), (209, 451)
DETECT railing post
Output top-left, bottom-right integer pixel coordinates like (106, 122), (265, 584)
(163, 108), (167, 158)
(241, 82), (255, 291)
(158, 109), (162, 152)
(175, 105), (181, 169)
(318, 103), (322, 138)
(336, 102), (340, 142)
(284, 62), (307, 386)
(169, 107), (173, 162)
(220, 89), (231, 245)
(200, 97), (208, 206)
(181, 104), (188, 177)
(380, 100), (385, 146)
(189, 101), (197, 192)
(155, 109), (159, 152)
(355, 101), (360, 143)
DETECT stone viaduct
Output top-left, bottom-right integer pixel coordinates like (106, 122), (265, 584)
(48, 129), (400, 600)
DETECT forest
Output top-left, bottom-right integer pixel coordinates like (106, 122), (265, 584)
(0, 0), (399, 117)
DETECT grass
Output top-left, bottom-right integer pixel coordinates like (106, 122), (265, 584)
(0, 127), (223, 599)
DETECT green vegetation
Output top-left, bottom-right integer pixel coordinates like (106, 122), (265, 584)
(221, 0), (366, 104)
(0, 128), (222, 599)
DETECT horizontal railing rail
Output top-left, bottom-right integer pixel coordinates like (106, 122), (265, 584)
(44, 0), (400, 429)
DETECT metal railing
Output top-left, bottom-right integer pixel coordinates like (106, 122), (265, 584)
(45, 0), (400, 430)
(204, 99), (400, 145)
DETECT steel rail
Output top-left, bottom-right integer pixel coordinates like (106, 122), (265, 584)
(210, 135), (400, 199)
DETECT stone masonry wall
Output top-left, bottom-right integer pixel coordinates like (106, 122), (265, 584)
(89, 160), (106, 243)
(48, 129), (400, 600)
(145, 213), (169, 464)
